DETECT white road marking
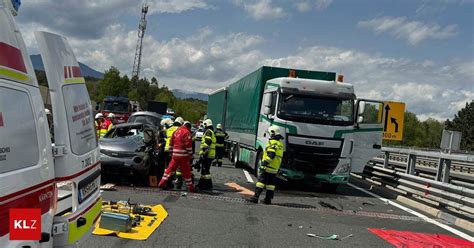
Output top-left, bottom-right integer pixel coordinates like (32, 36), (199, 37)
(243, 169), (254, 183)
(348, 183), (474, 242)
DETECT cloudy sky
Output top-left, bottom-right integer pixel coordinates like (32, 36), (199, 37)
(15, 0), (473, 120)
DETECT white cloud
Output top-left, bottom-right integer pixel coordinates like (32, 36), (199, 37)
(263, 46), (473, 120)
(315, 0), (333, 10)
(234, 0), (287, 20)
(16, 0), (209, 39)
(295, 0), (333, 12)
(358, 16), (458, 45)
(295, 1), (312, 12)
(16, 6), (471, 120)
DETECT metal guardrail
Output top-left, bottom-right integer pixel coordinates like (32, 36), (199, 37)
(361, 163), (474, 216)
(361, 147), (474, 218)
(377, 147), (474, 183)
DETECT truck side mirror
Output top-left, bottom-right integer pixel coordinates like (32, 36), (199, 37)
(358, 101), (365, 115)
(263, 106), (271, 115)
(263, 93), (272, 108)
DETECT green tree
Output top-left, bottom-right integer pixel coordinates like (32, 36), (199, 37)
(446, 101), (474, 151)
(96, 66), (130, 102)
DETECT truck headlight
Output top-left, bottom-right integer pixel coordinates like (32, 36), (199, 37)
(333, 162), (350, 174)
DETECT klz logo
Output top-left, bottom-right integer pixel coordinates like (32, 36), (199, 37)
(9, 208), (41, 240)
(305, 140), (324, 146)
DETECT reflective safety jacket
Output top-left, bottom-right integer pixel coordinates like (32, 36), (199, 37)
(261, 138), (284, 174)
(169, 126), (193, 159)
(215, 129), (228, 148)
(99, 119), (114, 138)
(165, 125), (179, 152)
(199, 129), (216, 159)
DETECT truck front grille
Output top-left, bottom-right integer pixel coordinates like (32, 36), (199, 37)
(286, 143), (341, 174)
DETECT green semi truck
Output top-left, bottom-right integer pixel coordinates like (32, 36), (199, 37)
(208, 66), (385, 190)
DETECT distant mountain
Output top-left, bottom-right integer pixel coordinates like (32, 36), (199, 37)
(30, 54), (104, 79)
(172, 89), (208, 101)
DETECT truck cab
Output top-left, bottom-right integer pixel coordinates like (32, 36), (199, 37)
(98, 96), (132, 124)
(258, 77), (383, 188)
(0, 1), (101, 246)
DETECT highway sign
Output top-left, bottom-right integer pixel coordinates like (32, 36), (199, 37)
(383, 101), (405, 141)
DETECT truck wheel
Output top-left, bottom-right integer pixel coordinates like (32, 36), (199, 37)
(229, 144), (235, 162)
(233, 145), (240, 168)
(254, 151), (263, 177)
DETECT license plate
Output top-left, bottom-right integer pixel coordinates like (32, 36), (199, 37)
(78, 170), (100, 203)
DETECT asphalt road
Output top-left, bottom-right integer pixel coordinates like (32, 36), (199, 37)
(82, 158), (472, 248)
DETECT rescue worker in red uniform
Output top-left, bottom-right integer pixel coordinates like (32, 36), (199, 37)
(158, 121), (195, 192)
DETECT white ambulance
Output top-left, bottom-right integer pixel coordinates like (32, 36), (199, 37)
(0, 0), (101, 247)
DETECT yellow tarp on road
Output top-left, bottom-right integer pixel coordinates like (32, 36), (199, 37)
(93, 204), (168, 241)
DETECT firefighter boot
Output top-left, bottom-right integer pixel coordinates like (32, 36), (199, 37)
(248, 187), (263, 204)
(263, 190), (274, 205)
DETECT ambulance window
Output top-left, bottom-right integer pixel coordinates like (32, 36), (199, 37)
(0, 86), (39, 173)
(62, 84), (97, 155)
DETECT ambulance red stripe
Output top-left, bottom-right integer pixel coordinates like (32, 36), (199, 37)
(71, 66), (82, 78)
(55, 162), (100, 181)
(0, 185), (54, 237)
(0, 179), (54, 203)
(0, 42), (27, 73)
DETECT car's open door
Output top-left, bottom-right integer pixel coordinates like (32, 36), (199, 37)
(350, 99), (384, 173)
(35, 31), (101, 246)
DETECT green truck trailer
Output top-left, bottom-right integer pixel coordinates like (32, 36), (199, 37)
(207, 66), (385, 190)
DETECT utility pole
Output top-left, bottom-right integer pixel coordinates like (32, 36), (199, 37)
(132, 3), (149, 80)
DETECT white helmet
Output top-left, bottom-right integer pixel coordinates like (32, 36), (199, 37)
(267, 125), (281, 137)
(107, 113), (115, 118)
(95, 113), (104, 119)
(183, 121), (191, 128)
(165, 118), (173, 127)
(216, 123), (222, 129)
(175, 117), (184, 125)
(160, 119), (167, 125)
(203, 119), (213, 127)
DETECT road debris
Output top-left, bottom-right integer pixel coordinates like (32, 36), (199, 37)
(306, 233), (353, 241)
(340, 234), (353, 240)
(307, 234), (339, 240)
(319, 201), (342, 211)
(181, 192), (188, 197)
(298, 226), (303, 229)
(288, 224), (293, 227)
(362, 201), (375, 206)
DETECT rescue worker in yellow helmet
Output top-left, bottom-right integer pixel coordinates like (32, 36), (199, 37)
(214, 123), (228, 167)
(198, 119), (216, 190)
(248, 125), (284, 204)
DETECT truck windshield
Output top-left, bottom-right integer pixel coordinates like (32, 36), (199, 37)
(104, 101), (129, 113)
(277, 94), (354, 126)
